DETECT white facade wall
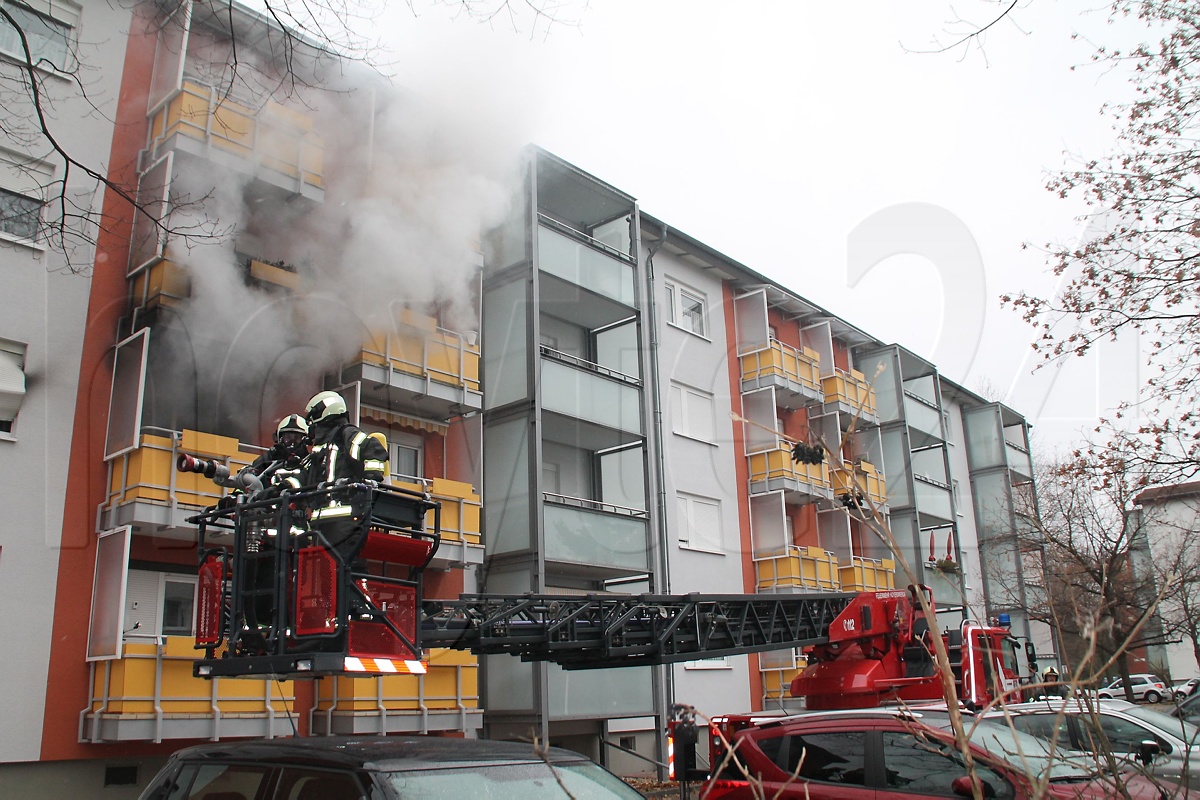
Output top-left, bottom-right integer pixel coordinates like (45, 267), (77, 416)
(0, 0), (131, 763)
(1140, 494), (1200, 679)
(645, 245), (754, 715)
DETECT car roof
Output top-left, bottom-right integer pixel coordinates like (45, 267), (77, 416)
(990, 699), (1137, 713)
(165, 736), (597, 771)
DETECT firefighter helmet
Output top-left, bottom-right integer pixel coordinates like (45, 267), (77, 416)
(305, 391), (348, 426)
(275, 414), (309, 442)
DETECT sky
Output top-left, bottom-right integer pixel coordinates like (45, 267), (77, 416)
(371, 0), (1154, 454)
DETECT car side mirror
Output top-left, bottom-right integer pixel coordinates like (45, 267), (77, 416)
(952, 775), (996, 798)
(1025, 642), (1038, 673)
(1137, 740), (1162, 765)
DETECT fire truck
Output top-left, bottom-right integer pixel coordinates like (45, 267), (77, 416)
(176, 455), (1035, 713)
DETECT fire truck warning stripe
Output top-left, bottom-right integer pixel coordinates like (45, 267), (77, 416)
(343, 657), (428, 674)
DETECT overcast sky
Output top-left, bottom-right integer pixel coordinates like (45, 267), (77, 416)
(375, 1), (1152, 453)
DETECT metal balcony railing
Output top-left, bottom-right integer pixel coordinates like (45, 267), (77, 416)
(822, 368), (878, 420)
(754, 546), (840, 592)
(747, 444), (832, 499)
(357, 310), (481, 397)
(831, 460), (887, 508)
(147, 80), (324, 192)
(740, 339), (822, 399)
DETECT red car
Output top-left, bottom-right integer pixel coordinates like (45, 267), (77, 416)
(703, 707), (1183, 799)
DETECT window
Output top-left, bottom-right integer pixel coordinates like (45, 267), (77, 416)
(0, 1), (75, 71)
(665, 280), (708, 337)
(385, 432), (422, 484)
(881, 731), (1014, 798)
(757, 730), (866, 785)
(669, 383), (716, 442)
(677, 493), (722, 552)
(161, 576), (196, 636)
(0, 340), (25, 435)
(0, 187), (41, 240)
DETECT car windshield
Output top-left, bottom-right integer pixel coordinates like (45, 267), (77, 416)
(1123, 705), (1200, 743)
(925, 716), (1108, 781)
(382, 761), (644, 800)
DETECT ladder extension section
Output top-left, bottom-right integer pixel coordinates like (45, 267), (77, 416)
(421, 592), (857, 669)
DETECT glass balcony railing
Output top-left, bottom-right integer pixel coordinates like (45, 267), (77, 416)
(544, 497), (649, 573)
(537, 223), (637, 307)
(541, 358), (643, 436)
(831, 460), (887, 508)
(1006, 441), (1033, 481)
(312, 648), (480, 735)
(754, 546), (839, 592)
(147, 80), (324, 194)
(822, 368), (878, 421)
(82, 637), (295, 742)
(747, 444), (832, 501)
(838, 555), (896, 591)
(903, 391), (944, 446)
(740, 340), (823, 404)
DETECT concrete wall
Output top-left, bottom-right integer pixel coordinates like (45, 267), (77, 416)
(0, 0), (133, 763)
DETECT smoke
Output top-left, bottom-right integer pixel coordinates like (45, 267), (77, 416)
(150, 67), (526, 440)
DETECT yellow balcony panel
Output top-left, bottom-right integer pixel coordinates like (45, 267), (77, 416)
(83, 637), (295, 742)
(755, 547), (840, 592)
(102, 429), (265, 534)
(838, 556), (896, 592)
(347, 315), (483, 420)
(149, 81), (324, 199)
(761, 667), (804, 702)
(387, 477), (482, 569)
(821, 369), (879, 425)
(831, 461), (888, 508)
(747, 445), (832, 505)
(312, 648), (482, 735)
(249, 259), (301, 290)
(740, 341), (823, 406)
(131, 259), (190, 310)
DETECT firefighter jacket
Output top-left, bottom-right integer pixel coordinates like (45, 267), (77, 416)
(304, 421), (389, 522)
(246, 445), (305, 493)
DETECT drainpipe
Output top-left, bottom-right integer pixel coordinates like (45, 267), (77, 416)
(643, 220), (671, 779)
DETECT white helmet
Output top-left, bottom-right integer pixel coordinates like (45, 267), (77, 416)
(305, 391), (348, 426)
(275, 413), (309, 441)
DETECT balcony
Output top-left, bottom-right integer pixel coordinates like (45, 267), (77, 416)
(311, 648), (482, 735)
(831, 460), (887, 510)
(129, 258), (190, 312)
(762, 666), (805, 711)
(821, 368), (879, 427)
(100, 428), (264, 537)
(392, 476), (483, 570)
(537, 219), (637, 308)
(755, 546), (839, 593)
(747, 444), (832, 505)
(1006, 441), (1033, 482)
(341, 310), (482, 420)
(543, 494), (650, 578)
(903, 391), (944, 448)
(81, 637), (295, 742)
(146, 80), (324, 204)
(740, 340), (823, 407)
(838, 555), (896, 591)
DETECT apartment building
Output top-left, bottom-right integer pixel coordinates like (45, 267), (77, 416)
(2, 3), (1049, 795)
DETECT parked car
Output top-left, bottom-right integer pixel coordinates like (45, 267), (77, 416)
(137, 736), (645, 800)
(1173, 692), (1200, 726)
(1175, 678), (1200, 700)
(1096, 674), (1168, 703)
(702, 706), (1174, 799)
(984, 698), (1200, 787)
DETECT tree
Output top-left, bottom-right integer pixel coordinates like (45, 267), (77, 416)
(1010, 446), (1188, 696)
(1002, 0), (1200, 481)
(0, 0), (583, 273)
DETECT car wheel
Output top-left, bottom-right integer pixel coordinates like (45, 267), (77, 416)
(1145, 690), (1162, 703)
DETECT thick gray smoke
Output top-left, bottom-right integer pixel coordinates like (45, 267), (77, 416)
(150, 70), (525, 441)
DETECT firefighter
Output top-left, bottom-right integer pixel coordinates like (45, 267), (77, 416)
(247, 413), (310, 493)
(302, 390), (389, 564)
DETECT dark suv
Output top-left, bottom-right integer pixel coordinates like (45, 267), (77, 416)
(137, 736), (645, 800)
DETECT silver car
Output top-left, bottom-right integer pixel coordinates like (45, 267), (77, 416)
(1096, 673), (1168, 703)
(986, 698), (1200, 787)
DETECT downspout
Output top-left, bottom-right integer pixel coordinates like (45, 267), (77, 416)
(644, 220), (671, 779)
